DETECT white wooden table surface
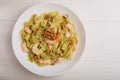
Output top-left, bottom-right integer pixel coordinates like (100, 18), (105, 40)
(0, 0), (120, 80)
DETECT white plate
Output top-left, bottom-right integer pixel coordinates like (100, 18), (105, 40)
(12, 2), (86, 76)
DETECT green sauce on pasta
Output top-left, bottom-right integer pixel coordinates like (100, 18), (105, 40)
(21, 11), (78, 66)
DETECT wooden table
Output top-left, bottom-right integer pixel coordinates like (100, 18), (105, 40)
(0, 0), (120, 80)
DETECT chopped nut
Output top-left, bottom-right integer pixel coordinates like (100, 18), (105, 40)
(33, 14), (38, 24)
(45, 14), (51, 20)
(61, 22), (66, 30)
(33, 56), (38, 61)
(46, 48), (51, 54)
(43, 28), (58, 40)
(63, 15), (68, 19)
(47, 21), (52, 26)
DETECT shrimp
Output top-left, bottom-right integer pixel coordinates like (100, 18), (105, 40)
(45, 32), (61, 45)
(32, 42), (43, 55)
(57, 57), (64, 63)
(21, 41), (29, 52)
(66, 23), (74, 33)
(24, 26), (32, 34)
(65, 31), (71, 38)
(39, 59), (51, 64)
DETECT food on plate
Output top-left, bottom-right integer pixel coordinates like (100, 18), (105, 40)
(20, 11), (78, 66)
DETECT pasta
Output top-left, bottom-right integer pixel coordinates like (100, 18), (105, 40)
(20, 11), (78, 66)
